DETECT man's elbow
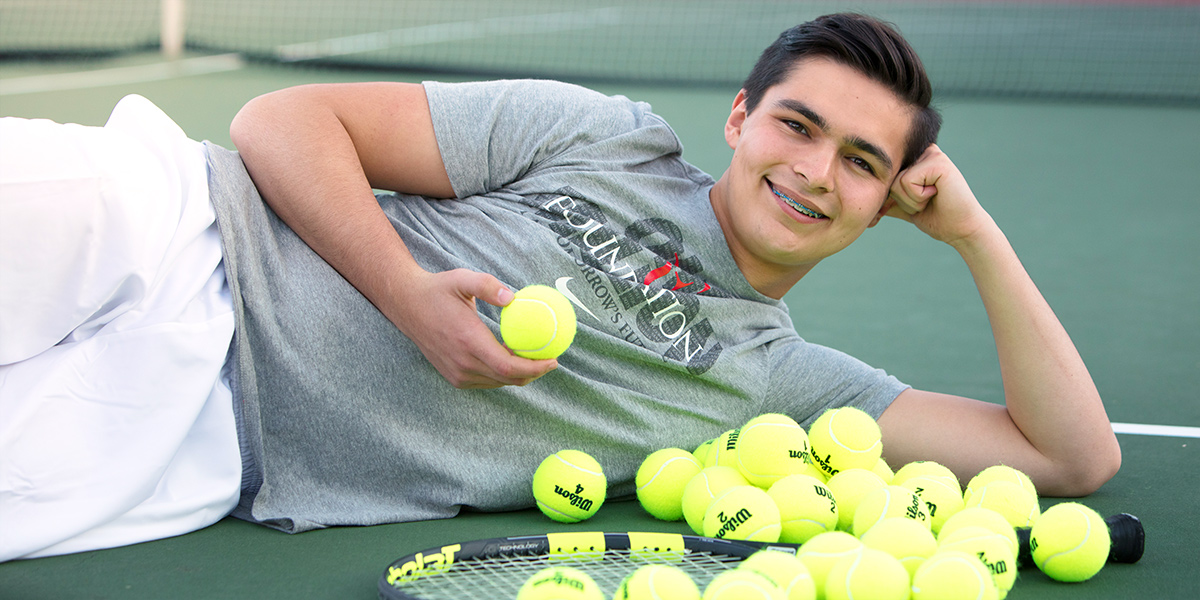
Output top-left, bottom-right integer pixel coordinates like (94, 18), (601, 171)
(1055, 433), (1122, 497)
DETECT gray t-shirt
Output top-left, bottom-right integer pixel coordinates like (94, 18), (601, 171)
(206, 79), (908, 533)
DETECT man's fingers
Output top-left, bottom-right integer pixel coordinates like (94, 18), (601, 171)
(457, 270), (514, 308)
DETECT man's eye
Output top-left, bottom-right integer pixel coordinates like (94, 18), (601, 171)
(784, 120), (808, 135)
(849, 156), (876, 175)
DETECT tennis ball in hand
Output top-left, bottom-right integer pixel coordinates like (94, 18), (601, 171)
(825, 547), (910, 600)
(735, 413), (812, 488)
(636, 448), (703, 521)
(703, 485), (782, 543)
(1030, 502), (1111, 582)
(911, 550), (998, 600)
(614, 564), (700, 600)
(738, 550), (817, 600)
(532, 449), (606, 523)
(500, 284), (577, 359)
(517, 566), (603, 600)
(807, 407), (882, 479)
(766, 474), (839, 544)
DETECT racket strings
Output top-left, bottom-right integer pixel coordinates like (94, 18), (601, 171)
(392, 547), (742, 598)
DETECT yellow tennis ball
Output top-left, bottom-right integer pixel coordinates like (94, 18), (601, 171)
(532, 449), (606, 523)
(767, 474), (839, 544)
(872, 458), (895, 484)
(739, 550), (817, 600)
(702, 569), (785, 600)
(965, 465), (1037, 504)
(736, 414), (812, 488)
(964, 480), (1041, 529)
(824, 547), (910, 600)
(852, 485), (931, 537)
(807, 407), (882, 479)
(824, 468), (887, 532)
(613, 564), (700, 600)
(703, 485), (782, 543)
(910, 550), (998, 600)
(938, 526), (1017, 598)
(693, 439), (716, 466)
(860, 517), (939, 578)
(682, 466), (750, 535)
(892, 461), (960, 489)
(517, 566), (604, 600)
(796, 531), (863, 596)
(1029, 502), (1111, 583)
(500, 284), (577, 359)
(900, 475), (966, 535)
(636, 448), (702, 521)
(706, 429), (740, 468)
(938, 507), (1019, 559)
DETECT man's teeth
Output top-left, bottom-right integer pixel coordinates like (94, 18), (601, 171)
(773, 188), (826, 219)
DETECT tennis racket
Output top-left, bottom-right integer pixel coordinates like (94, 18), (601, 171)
(378, 513), (1143, 599)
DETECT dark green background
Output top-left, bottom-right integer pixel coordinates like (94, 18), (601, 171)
(1, 55), (1197, 598)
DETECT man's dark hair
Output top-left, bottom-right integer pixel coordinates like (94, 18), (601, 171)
(742, 13), (941, 171)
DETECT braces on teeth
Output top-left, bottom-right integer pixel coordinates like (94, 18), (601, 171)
(773, 188), (825, 219)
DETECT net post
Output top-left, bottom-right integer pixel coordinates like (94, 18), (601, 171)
(161, 0), (186, 60)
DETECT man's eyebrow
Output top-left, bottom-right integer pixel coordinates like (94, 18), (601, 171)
(773, 98), (895, 175)
(775, 98), (826, 130)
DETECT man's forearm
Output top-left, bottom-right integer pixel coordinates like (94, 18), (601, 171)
(953, 224), (1120, 494)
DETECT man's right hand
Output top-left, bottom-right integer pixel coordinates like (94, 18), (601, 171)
(391, 268), (559, 389)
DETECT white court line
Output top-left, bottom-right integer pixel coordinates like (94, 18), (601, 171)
(0, 53), (244, 96)
(276, 7), (622, 62)
(1111, 422), (1200, 438)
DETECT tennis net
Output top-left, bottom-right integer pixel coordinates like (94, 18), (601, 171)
(2, 0), (1198, 103)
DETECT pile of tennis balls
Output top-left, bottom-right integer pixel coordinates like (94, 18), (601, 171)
(530, 406), (1117, 599)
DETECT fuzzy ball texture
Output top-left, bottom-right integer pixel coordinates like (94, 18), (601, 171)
(613, 564), (700, 600)
(767, 474), (839, 544)
(736, 413), (812, 488)
(636, 448), (702, 521)
(852, 485), (931, 537)
(824, 547), (910, 600)
(911, 550), (999, 600)
(517, 566), (603, 600)
(738, 550), (817, 600)
(703, 485), (782, 543)
(531, 449), (606, 523)
(808, 407), (883, 479)
(1030, 502), (1111, 583)
(500, 284), (577, 359)
(682, 466), (749, 535)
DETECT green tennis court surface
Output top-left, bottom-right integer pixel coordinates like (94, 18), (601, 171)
(2, 40), (1198, 599)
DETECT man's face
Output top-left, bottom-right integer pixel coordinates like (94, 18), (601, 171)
(711, 57), (913, 297)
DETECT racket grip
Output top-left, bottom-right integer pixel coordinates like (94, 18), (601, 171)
(1015, 512), (1145, 567)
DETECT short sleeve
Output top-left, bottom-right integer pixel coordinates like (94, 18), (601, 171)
(759, 336), (910, 428)
(422, 79), (681, 198)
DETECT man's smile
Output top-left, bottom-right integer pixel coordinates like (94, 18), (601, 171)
(770, 182), (828, 220)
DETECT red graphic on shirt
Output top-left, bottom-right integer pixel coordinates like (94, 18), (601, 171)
(643, 253), (713, 294)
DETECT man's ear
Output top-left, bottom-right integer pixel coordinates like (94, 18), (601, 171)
(868, 196), (895, 228)
(724, 89), (749, 150)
